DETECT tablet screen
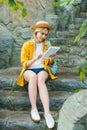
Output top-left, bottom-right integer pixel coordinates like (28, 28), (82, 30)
(42, 46), (60, 59)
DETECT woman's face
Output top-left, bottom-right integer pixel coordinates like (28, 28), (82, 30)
(35, 28), (49, 43)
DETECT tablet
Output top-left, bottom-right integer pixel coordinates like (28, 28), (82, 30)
(42, 46), (60, 59)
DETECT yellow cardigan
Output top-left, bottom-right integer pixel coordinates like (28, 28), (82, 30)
(17, 39), (57, 87)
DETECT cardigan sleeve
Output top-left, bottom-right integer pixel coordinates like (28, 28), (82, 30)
(21, 42), (30, 68)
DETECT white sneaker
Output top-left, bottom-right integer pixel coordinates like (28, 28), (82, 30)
(31, 108), (40, 123)
(44, 113), (55, 129)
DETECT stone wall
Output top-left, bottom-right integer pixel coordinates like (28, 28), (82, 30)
(0, 0), (87, 69)
(0, 0), (56, 68)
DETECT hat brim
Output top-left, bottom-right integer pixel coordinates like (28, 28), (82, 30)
(31, 24), (53, 31)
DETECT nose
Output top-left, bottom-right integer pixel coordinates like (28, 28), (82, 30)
(43, 35), (46, 38)
(43, 34), (47, 38)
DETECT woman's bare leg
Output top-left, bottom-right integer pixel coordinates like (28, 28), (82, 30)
(37, 71), (50, 115)
(38, 71), (55, 129)
(23, 70), (38, 109)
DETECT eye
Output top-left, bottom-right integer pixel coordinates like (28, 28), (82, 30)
(41, 32), (48, 36)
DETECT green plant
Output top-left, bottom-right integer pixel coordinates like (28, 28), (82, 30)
(53, 0), (87, 82)
(52, 0), (87, 43)
(79, 60), (87, 83)
(74, 19), (87, 43)
(0, 0), (27, 18)
(52, 0), (78, 7)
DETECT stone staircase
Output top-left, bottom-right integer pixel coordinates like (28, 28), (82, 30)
(0, 66), (87, 130)
(0, 4), (87, 130)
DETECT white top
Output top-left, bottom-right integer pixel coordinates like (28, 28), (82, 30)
(29, 43), (44, 69)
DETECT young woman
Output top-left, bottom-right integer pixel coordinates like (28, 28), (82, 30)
(17, 21), (57, 129)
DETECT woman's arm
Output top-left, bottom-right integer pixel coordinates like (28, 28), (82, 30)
(26, 54), (43, 68)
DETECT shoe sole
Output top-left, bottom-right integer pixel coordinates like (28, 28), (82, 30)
(32, 118), (40, 123)
(48, 127), (54, 130)
(31, 115), (40, 123)
(47, 124), (55, 130)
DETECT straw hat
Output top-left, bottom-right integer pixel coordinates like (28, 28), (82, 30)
(30, 21), (53, 31)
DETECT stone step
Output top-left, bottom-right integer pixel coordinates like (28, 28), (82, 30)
(0, 109), (58, 130)
(80, 12), (87, 18)
(0, 90), (72, 111)
(0, 67), (87, 92)
(74, 17), (85, 24)
(56, 30), (77, 38)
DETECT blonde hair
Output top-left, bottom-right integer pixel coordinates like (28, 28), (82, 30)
(33, 27), (49, 38)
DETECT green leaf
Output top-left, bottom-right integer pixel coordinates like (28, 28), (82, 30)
(79, 61), (87, 73)
(74, 19), (87, 43)
(80, 71), (85, 82)
(17, 1), (24, 7)
(0, 0), (7, 2)
(3, 0), (7, 3)
(22, 8), (27, 18)
(12, 5), (19, 10)
(52, 1), (63, 7)
(52, 0), (77, 7)
(8, 0), (16, 7)
(66, 0), (75, 5)
(52, 0), (83, 8)
(75, 88), (83, 93)
(74, 36), (79, 43)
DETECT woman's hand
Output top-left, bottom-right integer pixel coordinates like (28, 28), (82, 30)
(50, 54), (56, 60)
(49, 54), (56, 65)
(26, 53), (43, 68)
(35, 53), (43, 60)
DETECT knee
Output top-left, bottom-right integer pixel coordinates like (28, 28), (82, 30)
(30, 73), (37, 81)
(38, 77), (44, 85)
